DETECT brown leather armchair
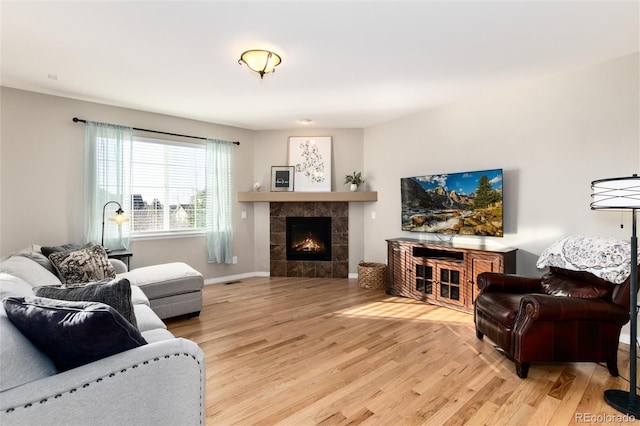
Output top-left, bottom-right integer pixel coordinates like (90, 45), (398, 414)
(474, 266), (632, 378)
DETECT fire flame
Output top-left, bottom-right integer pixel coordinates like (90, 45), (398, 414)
(293, 234), (324, 252)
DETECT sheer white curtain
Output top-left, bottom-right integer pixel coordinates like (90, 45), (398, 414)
(205, 139), (234, 263)
(84, 121), (133, 250)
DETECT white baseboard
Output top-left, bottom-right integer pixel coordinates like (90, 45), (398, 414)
(205, 271), (352, 285)
(204, 272), (267, 285)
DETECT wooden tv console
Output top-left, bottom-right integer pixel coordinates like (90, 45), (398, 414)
(386, 238), (517, 313)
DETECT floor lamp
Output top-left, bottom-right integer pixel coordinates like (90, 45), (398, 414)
(591, 174), (640, 417)
(101, 201), (128, 249)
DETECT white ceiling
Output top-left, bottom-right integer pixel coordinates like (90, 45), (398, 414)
(2, 1), (639, 130)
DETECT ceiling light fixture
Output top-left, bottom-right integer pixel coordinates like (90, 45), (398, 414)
(238, 50), (282, 79)
(299, 119), (312, 125)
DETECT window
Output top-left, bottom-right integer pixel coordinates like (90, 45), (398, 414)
(130, 137), (206, 236)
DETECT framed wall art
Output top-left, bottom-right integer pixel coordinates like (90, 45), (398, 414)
(271, 166), (294, 192)
(288, 136), (332, 192)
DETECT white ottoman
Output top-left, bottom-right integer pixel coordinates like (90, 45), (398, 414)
(120, 262), (204, 320)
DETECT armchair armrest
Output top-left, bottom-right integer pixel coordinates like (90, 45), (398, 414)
(0, 338), (205, 426)
(477, 272), (542, 294)
(519, 294), (629, 323)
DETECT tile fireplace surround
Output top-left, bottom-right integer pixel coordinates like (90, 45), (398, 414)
(270, 202), (348, 278)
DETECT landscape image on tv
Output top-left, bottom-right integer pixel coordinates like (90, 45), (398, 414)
(401, 169), (503, 237)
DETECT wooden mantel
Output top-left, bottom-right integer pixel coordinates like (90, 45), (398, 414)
(237, 191), (377, 202)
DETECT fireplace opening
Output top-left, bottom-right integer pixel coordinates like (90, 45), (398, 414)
(286, 217), (332, 261)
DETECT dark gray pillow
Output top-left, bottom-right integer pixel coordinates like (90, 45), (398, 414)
(48, 245), (116, 284)
(3, 296), (146, 372)
(36, 278), (137, 327)
(41, 242), (92, 258)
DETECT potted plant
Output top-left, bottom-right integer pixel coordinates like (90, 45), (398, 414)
(344, 171), (364, 192)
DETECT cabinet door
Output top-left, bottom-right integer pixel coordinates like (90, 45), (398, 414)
(388, 242), (413, 297)
(435, 263), (466, 307)
(468, 253), (503, 304)
(413, 261), (434, 301)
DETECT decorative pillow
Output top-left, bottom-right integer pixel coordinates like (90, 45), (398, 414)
(35, 278), (137, 327)
(41, 242), (92, 258)
(2, 297), (147, 372)
(536, 235), (631, 284)
(48, 245), (115, 285)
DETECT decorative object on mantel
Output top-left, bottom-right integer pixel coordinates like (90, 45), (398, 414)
(237, 191), (377, 203)
(271, 166), (294, 192)
(591, 174), (640, 417)
(288, 136), (332, 192)
(238, 49), (281, 79)
(344, 171), (364, 192)
(253, 182), (262, 192)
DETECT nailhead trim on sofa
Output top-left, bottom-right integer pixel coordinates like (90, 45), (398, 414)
(3, 352), (204, 424)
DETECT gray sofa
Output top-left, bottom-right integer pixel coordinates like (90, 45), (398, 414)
(0, 250), (206, 425)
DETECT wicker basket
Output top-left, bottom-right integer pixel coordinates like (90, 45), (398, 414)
(357, 262), (388, 289)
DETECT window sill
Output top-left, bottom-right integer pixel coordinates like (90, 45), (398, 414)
(131, 231), (206, 241)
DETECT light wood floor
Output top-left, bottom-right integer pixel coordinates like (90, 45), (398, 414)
(165, 277), (637, 425)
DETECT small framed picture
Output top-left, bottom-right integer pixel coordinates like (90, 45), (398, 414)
(271, 166), (294, 192)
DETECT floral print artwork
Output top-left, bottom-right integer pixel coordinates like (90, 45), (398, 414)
(288, 137), (332, 191)
(294, 140), (326, 183)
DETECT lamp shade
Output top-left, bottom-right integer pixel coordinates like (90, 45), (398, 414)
(591, 174), (640, 210)
(109, 207), (129, 225)
(239, 50), (281, 78)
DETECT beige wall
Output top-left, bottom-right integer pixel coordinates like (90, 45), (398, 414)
(1, 53), (638, 282)
(249, 128), (365, 274)
(363, 53), (640, 276)
(0, 88), (367, 279)
(0, 88), (256, 282)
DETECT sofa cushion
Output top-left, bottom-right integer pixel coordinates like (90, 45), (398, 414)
(134, 304), (168, 333)
(130, 284), (150, 306)
(48, 245), (116, 284)
(3, 296), (147, 372)
(15, 249), (56, 274)
(0, 305), (57, 392)
(35, 278), (138, 327)
(0, 273), (34, 299)
(0, 256), (61, 287)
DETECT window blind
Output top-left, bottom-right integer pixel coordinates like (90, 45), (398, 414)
(130, 137), (206, 235)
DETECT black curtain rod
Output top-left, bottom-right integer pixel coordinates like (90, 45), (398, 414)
(72, 117), (240, 145)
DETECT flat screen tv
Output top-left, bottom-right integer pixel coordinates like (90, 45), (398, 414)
(401, 168), (503, 237)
